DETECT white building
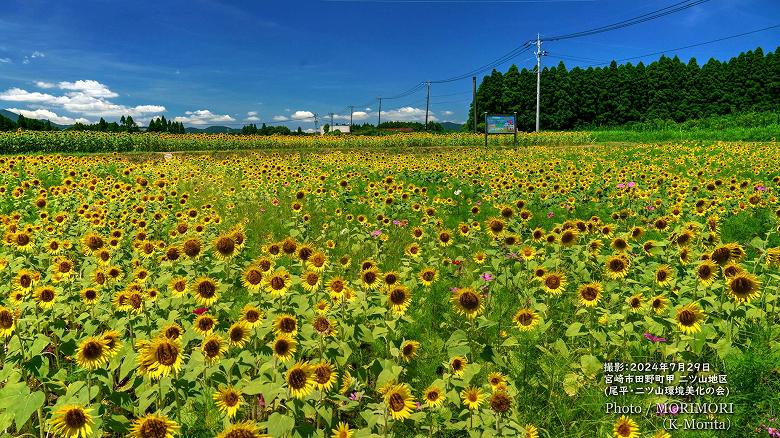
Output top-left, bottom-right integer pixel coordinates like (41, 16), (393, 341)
(319, 124), (350, 135)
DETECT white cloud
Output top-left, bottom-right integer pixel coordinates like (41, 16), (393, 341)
(59, 80), (118, 98)
(22, 58), (30, 65)
(247, 111), (258, 116)
(0, 58), (10, 63)
(173, 109), (235, 125)
(290, 110), (314, 120)
(365, 107), (372, 111)
(6, 108), (90, 125)
(333, 111), (369, 122)
(272, 115), (289, 122)
(245, 116), (260, 122)
(442, 110), (454, 116)
(0, 80), (166, 119)
(304, 128), (316, 133)
(31, 51), (45, 58)
(380, 107), (437, 122)
(0, 88), (69, 105)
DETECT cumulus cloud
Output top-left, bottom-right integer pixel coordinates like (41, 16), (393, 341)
(380, 106), (437, 122)
(442, 110), (454, 116)
(6, 108), (90, 125)
(272, 115), (289, 122)
(59, 80), (118, 98)
(173, 109), (235, 125)
(31, 51), (45, 58)
(333, 111), (369, 122)
(0, 80), (166, 119)
(290, 110), (315, 120)
(0, 58), (10, 63)
(244, 111), (260, 121)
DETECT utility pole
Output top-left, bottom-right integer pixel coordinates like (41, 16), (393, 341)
(329, 112), (334, 129)
(313, 113), (319, 133)
(424, 81), (430, 131)
(349, 106), (354, 127)
(535, 33), (547, 133)
(472, 76), (477, 133)
(377, 97), (382, 129)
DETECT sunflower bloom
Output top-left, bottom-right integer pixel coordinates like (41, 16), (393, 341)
(49, 405), (94, 438)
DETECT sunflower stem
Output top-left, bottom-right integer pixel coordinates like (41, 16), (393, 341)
(87, 370), (92, 402)
(37, 404), (44, 438)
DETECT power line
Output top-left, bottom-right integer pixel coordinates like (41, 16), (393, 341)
(547, 24), (780, 67)
(542, 0), (711, 42)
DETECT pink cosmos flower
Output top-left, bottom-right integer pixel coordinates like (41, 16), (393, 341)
(481, 273), (494, 282)
(617, 183), (626, 189)
(193, 307), (208, 315)
(643, 332), (667, 343)
(547, 211), (554, 218)
(627, 181), (636, 188)
(371, 229), (382, 237)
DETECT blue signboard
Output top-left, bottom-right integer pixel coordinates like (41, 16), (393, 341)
(487, 115), (516, 134)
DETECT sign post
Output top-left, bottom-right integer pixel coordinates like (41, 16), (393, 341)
(484, 113), (518, 146)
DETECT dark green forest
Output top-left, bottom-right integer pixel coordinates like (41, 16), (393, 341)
(466, 46), (780, 131)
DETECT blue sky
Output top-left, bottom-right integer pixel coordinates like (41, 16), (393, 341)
(0, 0), (778, 129)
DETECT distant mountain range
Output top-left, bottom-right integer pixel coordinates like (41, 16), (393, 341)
(184, 126), (242, 134)
(3, 108), (466, 133)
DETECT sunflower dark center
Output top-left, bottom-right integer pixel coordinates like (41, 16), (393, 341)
(230, 327), (245, 342)
(402, 344), (415, 356)
(279, 318), (296, 333)
(224, 391), (239, 406)
(459, 291), (480, 311)
(616, 423), (631, 436)
(274, 339), (290, 355)
(699, 265), (712, 277)
(516, 312), (533, 326)
(155, 343), (178, 366)
(139, 418), (168, 438)
(198, 281), (216, 297)
(581, 287), (598, 301)
(306, 273), (319, 286)
(215, 237), (235, 256)
(490, 393), (511, 413)
(545, 276), (561, 289)
(83, 341), (104, 360)
(388, 393), (406, 412)
(298, 247), (313, 260)
(184, 240), (201, 257)
(678, 310), (696, 326)
(314, 366), (331, 383)
(331, 280), (344, 293)
(205, 340), (221, 357)
(20, 275), (32, 288)
(246, 270), (262, 285)
(245, 310), (260, 323)
(64, 408), (87, 427)
(40, 289), (55, 302)
(288, 369), (308, 389)
(86, 235), (103, 250)
(731, 277), (753, 295)
(426, 391), (440, 401)
(0, 311), (13, 329)
(389, 289), (407, 305)
(313, 317), (330, 333)
(657, 270), (668, 281)
(224, 429), (255, 438)
(363, 271), (377, 284)
(282, 241), (297, 254)
(422, 271), (434, 281)
(609, 259), (625, 271)
(198, 318), (214, 331)
(711, 247), (731, 264)
(270, 276), (285, 290)
(165, 327), (181, 339)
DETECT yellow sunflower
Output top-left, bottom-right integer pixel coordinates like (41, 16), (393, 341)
(192, 277), (220, 306)
(286, 361), (315, 399)
(137, 336), (183, 379)
(311, 360), (338, 391)
(387, 285), (412, 316)
(272, 335), (297, 362)
(675, 302), (705, 335)
(49, 404), (93, 438)
(384, 383), (416, 420)
(727, 272), (761, 303)
(423, 384), (445, 408)
(128, 413), (179, 438)
(613, 415), (639, 438)
(577, 283), (602, 307)
(461, 386), (486, 410)
(450, 287), (484, 319)
(214, 386), (243, 418)
(399, 340), (421, 362)
(0, 306), (17, 338)
(513, 308), (540, 331)
(75, 336), (111, 369)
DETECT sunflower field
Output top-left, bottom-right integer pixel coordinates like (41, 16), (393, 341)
(0, 130), (594, 154)
(0, 141), (779, 438)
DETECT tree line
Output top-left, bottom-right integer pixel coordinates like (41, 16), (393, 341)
(0, 114), (58, 131)
(465, 46), (780, 131)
